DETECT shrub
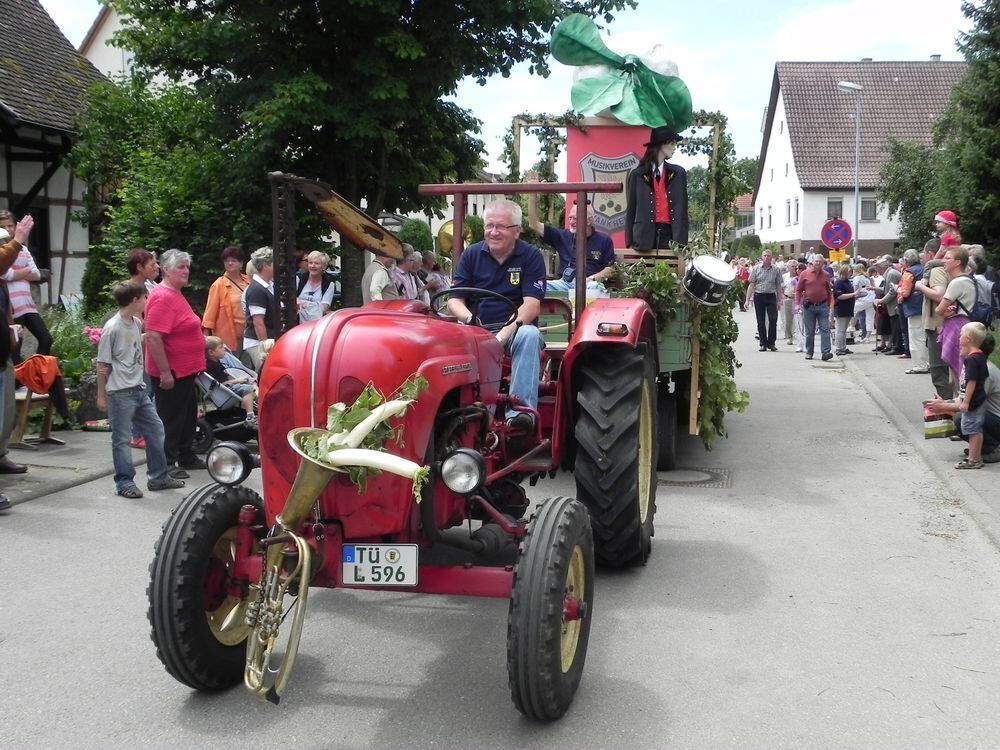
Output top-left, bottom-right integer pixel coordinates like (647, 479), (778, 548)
(43, 303), (115, 384)
(398, 219), (433, 254)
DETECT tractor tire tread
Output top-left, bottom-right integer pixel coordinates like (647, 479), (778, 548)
(147, 483), (262, 692)
(507, 496), (594, 721)
(574, 345), (657, 567)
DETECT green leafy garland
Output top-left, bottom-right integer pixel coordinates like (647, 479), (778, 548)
(694, 280), (750, 448)
(614, 260), (680, 326)
(610, 237), (749, 449)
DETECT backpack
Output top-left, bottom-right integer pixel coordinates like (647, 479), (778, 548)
(957, 274), (998, 327)
(896, 270), (916, 303)
(296, 269), (337, 297)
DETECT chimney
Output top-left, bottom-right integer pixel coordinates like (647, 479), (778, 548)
(861, 57), (873, 62)
(930, 54), (941, 62)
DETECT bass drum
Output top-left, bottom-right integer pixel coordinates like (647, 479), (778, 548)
(683, 254), (736, 306)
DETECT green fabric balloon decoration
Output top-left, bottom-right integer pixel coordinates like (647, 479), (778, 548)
(550, 14), (693, 132)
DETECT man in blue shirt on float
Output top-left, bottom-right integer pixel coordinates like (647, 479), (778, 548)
(526, 171), (616, 292)
(447, 199), (546, 434)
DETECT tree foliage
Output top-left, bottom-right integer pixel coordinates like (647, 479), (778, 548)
(679, 111), (748, 249)
(68, 77), (243, 311)
(879, 0), (1000, 261)
(876, 140), (940, 250)
(99, 0), (635, 308)
(398, 219), (433, 254)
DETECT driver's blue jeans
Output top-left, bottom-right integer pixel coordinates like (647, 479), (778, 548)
(508, 324), (544, 420)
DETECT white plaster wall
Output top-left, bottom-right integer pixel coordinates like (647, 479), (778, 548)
(82, 11), (132, 78)
(802, 190), (900, 243)
(754, 92), (804, 246)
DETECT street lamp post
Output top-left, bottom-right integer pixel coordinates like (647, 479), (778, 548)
(836, 80), (863, 257)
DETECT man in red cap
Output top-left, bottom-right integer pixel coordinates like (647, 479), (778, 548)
(935, 210), (961, 248)
(625, 126), (689, 250)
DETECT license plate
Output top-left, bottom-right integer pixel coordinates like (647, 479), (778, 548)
(341, 544), (418, 587)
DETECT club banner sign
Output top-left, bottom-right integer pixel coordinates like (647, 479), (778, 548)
(578, 151), (639, 234)
(566, 121), (647, 248)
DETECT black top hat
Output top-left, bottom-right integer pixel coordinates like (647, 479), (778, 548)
(643, 125), (684, 147)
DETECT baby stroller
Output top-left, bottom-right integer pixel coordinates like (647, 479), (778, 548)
(193, 371), (258, 453)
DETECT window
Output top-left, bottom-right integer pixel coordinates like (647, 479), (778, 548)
(770, 168), (774, 182)
(785, 199), (791, 225)
(785, 163), (789, 177)
(767, 205), (772, 229)
(794, 198), (800, 224)
(759, 208), (764, 230)
(861, 198), (877, 221)
(827, 198), (843, 220)
(780, 120), (784, 134)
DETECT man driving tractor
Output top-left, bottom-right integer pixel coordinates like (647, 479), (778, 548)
(447, 199), (546, 433)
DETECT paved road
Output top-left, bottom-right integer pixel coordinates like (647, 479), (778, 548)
(2, 314), (999, 748)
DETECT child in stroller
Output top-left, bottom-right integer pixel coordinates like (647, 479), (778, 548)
(205, 336), (257, 425)
(193, 337), (259, 450)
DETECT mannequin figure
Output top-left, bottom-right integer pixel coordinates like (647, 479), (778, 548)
(625, 126), (689, 249)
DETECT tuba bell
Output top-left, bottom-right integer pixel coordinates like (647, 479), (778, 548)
(243, 428), (336, 704)
(436, 219), (474, 255)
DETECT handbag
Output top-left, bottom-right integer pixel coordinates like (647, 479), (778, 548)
(923, 403), (958, 439)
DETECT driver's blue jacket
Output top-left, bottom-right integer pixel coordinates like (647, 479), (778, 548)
(451, 239), (547, 326)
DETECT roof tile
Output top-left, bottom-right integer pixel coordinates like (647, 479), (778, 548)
(0, 0), (106, 134)
(770, 61), (966, 191)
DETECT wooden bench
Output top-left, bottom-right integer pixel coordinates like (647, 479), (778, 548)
(10, 387), (65, 450)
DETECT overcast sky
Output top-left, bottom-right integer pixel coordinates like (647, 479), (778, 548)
(44, 0), (969, 174)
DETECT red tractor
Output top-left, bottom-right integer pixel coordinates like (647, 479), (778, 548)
(148, 175), (659, 720)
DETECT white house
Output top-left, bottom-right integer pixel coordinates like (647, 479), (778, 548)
(753, 59), (966, 258)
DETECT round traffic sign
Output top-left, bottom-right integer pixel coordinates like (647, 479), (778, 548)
(821, 219), (853, 251)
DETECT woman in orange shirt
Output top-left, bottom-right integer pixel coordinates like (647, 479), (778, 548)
(201, 246), (250, 360)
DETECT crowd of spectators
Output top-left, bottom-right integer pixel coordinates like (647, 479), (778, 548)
(735, 209), (999, 469)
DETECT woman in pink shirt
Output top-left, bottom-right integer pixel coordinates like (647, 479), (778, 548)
(144, 249), (207, 478)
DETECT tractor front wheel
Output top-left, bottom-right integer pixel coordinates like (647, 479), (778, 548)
(507, 495), (594, 721)
(148, 484), (262, 691)
(574, 343), (658, 566)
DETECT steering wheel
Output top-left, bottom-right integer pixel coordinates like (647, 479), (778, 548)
(429, 287), (519, 334)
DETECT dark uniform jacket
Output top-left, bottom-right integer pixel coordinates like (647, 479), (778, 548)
(625, 161), (689, 249)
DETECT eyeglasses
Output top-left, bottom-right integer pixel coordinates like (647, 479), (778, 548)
(484, 223), (519, 232)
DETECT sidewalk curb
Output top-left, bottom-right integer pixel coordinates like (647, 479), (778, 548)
(841, 356), (1000, 550)
(8, 453), (145, 506)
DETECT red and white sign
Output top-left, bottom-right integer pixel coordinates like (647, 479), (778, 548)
(821, 219), (853, 250)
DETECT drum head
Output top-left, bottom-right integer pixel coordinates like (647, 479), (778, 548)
(692, 254), (736, 284)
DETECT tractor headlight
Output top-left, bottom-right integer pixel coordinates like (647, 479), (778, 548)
(207, 441), (258, 486)
(440, 449), (485, 495)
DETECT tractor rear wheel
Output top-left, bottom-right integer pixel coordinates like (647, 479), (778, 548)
(507, 495), (594, 721)
(574, 343), (658, 567)
(148, 483), (262, 691)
